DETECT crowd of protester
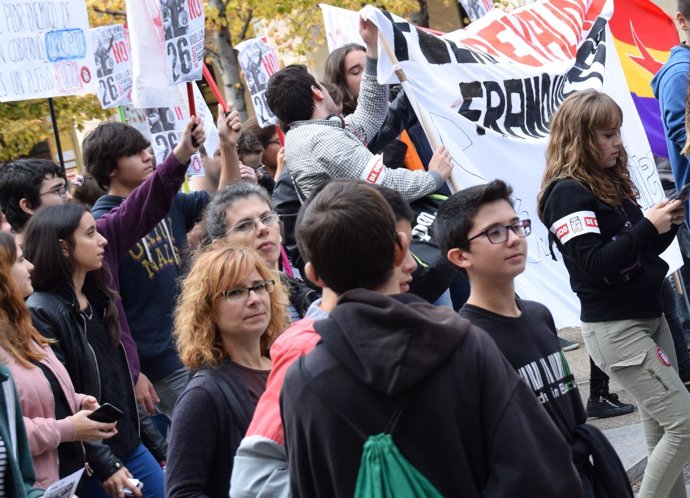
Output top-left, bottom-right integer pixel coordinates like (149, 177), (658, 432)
(3, 8), (690, 498)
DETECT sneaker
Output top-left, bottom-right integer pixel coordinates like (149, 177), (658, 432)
(559, 337), (579, 352)
(587, 393), (635, 419)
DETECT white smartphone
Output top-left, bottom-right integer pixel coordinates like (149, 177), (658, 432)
(122, 478), (143, 495)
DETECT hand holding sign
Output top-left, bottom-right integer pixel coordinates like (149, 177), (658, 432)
(217, 103), (242, 148)
(174, 116), (206, 164)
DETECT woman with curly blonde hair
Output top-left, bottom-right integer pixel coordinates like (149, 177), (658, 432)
(538, 89), (690, 498)
(166, 244), (288, 498)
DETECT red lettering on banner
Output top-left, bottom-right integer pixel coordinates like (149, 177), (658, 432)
(261, 53), (280, 77)
(584, 217), (598, 227)
(367, 163), (383, 184)
(555, 223), (569, 239)
(188, 0), (203, 19)
(112, 40), (129, 63)
(458, 0), (607, 66)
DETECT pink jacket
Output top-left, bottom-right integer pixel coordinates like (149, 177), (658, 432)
(0, 342), (85, 488)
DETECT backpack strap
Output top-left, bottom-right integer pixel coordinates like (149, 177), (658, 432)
(195, 367), (251, 435)
(299, 357), (410, 438)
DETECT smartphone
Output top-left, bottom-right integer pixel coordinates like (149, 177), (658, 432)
(87, 403), (124, 423)
(122, 478), (143, 495)
(671, 182), (690, 201)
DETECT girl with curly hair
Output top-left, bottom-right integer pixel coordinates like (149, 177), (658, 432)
(166, 244), (288, 498)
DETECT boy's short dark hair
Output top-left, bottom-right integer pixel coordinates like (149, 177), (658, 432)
(435, 179), (514, 260)
(680, 0), (690, 18)
(266, 65), (318, 127)
(0, 159), (65, 232)
(82, 122), (150, 190)
(236, 129), (264, 160)
(296, 180), (398, 294)
(244, 117), (276, 149)
(374, 185), (415, 223)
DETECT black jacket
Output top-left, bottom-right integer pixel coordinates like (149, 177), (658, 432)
(540, 178), (677, 321)
(280, 290), (582, 498)
(27, 283), (167, 481)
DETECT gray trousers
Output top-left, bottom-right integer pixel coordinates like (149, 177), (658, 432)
(583, 316), (690, 498)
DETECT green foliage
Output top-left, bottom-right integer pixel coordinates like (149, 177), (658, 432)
(0, 95), (111, 162)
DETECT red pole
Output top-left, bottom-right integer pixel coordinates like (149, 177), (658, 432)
(202, 64), (227, 109)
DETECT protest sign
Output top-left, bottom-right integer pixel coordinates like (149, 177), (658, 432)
(458, 0), (493, 22)
(0, 0), (97, 101)
(127, 0), (181, 108)
(236, 38), (280, 127)
(91, 24), (133, 108)
(145, 82), (218, 176)
(320, 4), (364, 51)
(160, 0), (204, 84)
(43, 468), (84, 498)
(321, 1), (681, 328)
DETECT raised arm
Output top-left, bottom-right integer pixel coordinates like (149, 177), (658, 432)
(96, 116), (206, 259)
(217, 103), (243, 189)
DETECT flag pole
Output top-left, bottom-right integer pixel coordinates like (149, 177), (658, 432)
(47, 98), (66, 175)
(377, 33), (460, 192)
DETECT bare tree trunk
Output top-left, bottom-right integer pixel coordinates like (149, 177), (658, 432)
(207, 0), (248, 120)
(412, 0), (430, 27)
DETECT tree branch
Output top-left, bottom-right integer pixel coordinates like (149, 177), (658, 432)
(239, 9), (254, 41)
(92, 6), (127, 18)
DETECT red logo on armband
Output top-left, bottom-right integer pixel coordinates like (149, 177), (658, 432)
(555, 223), (569, 239)
(584, 217), (598, 227)
(656, 346), (672, 367)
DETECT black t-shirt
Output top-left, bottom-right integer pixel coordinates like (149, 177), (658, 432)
(84, 312), (139, 458)
(460, 299), (586, 439)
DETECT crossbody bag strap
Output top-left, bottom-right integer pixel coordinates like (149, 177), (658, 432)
(195, 367), (251, 435)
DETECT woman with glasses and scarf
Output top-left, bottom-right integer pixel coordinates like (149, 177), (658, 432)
(538, 90), (690, 498)
(166, 245), (288, 498)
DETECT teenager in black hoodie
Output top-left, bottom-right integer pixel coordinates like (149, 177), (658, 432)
(280, 179), (582, 498)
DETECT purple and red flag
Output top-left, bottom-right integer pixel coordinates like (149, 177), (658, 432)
(610, 0), (679, 158)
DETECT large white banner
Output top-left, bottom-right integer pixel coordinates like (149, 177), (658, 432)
(145, 82), (218, 176)
(326, 1), (681, 328)
(236, 38), (280, 127)
(91, 24), (133, 108)
(0, 0), (97, 101)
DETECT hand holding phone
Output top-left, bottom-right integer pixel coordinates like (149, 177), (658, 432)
(87, 403), (124, 424)
(670, 182), (690, 202)
(122, 478), (143, 495)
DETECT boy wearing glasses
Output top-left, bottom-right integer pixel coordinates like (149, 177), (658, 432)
(279, 180), (582, 498)
(0, 159), (72, 244)
(435, 180), (631, 497)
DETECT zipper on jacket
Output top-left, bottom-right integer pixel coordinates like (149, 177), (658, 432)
(79, 312), (102, 401)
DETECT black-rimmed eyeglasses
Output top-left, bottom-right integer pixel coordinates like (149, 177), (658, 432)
(217, 280), (275, 301)
(462, 219), (532, 245)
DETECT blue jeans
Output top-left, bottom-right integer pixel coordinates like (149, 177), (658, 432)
(85, 443), (165, 498)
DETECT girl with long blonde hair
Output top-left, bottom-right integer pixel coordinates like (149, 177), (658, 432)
(167, 244), (288, 498)
(538, 89), (690, 498)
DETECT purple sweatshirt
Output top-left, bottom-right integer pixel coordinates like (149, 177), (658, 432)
(94, 153), (190, 382)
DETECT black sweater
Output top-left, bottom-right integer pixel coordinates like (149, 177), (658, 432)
(280, 290), (582, 498)
(540, 179), (677, 321)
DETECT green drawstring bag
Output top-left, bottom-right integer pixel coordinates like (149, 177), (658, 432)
(355, 433), (443, 498)
(300, 358), (443, 498)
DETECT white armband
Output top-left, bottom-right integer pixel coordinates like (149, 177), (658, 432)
(550, 210), (600, 244)
(360, 154), (386, 185)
